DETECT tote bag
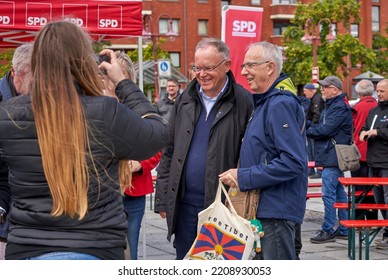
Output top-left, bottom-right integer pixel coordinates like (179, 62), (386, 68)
(184, 180), (255, 260)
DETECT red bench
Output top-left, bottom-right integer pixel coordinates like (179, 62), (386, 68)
(340, 219), (388, 260)
(307, 190), (374, 199)
(334, 202), (388, 210)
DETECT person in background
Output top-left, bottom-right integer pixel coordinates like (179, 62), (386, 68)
(220, 42), (307, 260)
(0, 42), (33, 260)
(351, 79), (378, 220)
(156, 77), (180, 123)
(304, 83), (324, 178)
(360, 79), (388, 249)
(0, 20), (167, 260)
(0, 43), (33, 100)
(307, 76), (352, 244)
(154, 37), (254, 259)
(102, 51), (164, 260)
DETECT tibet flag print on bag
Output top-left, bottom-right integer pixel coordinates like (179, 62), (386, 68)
(184, 180), (255, 260)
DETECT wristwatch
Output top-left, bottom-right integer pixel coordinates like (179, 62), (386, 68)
(0, 206), (6, 224)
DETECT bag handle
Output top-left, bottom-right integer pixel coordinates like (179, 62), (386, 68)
(216, 180), (239, 216)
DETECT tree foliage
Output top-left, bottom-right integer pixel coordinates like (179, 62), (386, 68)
(127, 38), (170, 62)
(0, 49), (15, 77)
(283, 0), (381, 87)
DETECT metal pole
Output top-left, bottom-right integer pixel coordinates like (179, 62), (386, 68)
(152, 35), (160, 102)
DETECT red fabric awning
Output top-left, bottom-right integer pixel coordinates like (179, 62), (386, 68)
(0, 0), (142, 48)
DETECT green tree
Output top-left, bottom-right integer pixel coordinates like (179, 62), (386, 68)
(0, 49), (15, 77)
(372, 30), (388, 77)
(282, 0), (379, 87)
(127, 38), (170, 62)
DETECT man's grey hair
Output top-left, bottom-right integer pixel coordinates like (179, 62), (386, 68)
(12, 43), (33, 74)
(355, 79), (375, 96)
(115, 50), (137, 82)
(247, 41), (283, 75)
(195, 37), (230, 60)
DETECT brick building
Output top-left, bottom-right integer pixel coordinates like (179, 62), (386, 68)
(111, 0), (387, 95)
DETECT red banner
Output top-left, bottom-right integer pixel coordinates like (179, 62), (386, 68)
(0, 0), (142, 47)
(221, 5), (263, 92)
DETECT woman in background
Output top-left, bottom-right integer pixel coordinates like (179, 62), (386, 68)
(0, 21), (167, 260)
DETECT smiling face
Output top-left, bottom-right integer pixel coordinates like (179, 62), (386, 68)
(193, 45), (230, 98)
(240, 45), (275, 94)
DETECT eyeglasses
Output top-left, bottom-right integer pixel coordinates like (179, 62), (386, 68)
(240, 61), (270, 70)
(191, 59), (226, 73)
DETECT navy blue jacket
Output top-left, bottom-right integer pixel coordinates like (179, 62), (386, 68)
(306, 94), (352, 167)
(238, 73), (308, 225)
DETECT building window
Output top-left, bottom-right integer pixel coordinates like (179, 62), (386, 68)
(372, 6), (380, 32)
(251, 0), (261, 5)
(351, 24), (359, 38)
(272, 0), (297, 4)
(198, 20), (208, 36)
(169, 52), (180, 68)
(372, 0), (379, 2)
(273, 21), (290, 36)
(159, 18), (180, 35)
(198, 0), (208, 2)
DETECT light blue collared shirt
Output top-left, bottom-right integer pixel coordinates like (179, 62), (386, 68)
(197, 76), (229, 119)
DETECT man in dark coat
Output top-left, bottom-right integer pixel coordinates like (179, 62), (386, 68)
(154, 38), (253, 259)
(220, 42), (307, 260)
(307, 76), (352, 244)
(304, 83), (324, 178)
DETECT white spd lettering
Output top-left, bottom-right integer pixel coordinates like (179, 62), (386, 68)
(65, 17), (84, 26)
(0, 16), (10, 24)
(27, 17), (47, 26)
(232, 20), (256, 32)
(99, 19), (118, 28)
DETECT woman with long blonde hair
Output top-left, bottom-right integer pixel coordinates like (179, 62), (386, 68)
(0, 20), (167, 260)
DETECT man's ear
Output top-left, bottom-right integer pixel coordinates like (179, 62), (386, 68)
(10, 65), (16, 78)
(224, 60), (231, 72)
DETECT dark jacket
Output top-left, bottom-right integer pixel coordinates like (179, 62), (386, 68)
(156, 93), (177, 123)
(306, 91), (324, 126)
(361, 101), (388, 168)
(0, 79), (168, 259)
(238, 73), (308, 225)
(154, 71), (254, 241)
(306, 93), (353, 167)
(0, 71), (19, 102)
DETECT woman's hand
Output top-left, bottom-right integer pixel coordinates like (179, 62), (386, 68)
(98, 49), (126, 86)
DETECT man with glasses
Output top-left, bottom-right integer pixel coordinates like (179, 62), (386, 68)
(154, 37), (253, 259)
(156, 77), (180, 123)
(220, 42), (307, 260)
(307, 75), (352, 243)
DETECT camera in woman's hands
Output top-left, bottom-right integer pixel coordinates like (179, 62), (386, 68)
(98, 54), (111, 64)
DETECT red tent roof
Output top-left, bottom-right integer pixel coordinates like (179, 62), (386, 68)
(0, 0), (142, 48)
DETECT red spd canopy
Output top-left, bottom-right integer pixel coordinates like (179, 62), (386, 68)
(0, 0), (142, 48)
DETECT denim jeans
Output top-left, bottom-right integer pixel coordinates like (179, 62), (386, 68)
(321, 167), (348, 234)
(174, 201), (202, 260)
(260, 218), (296, 260)
(123, 195), (146, 260)
(26, 252), (100, 260)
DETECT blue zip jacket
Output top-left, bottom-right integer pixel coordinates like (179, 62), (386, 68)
(238, 73), (308, 224)
(306, 94), (352, 167)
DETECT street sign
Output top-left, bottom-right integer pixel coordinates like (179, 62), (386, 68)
(158, 60), (171, 77)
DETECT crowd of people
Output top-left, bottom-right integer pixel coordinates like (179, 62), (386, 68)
(0, 19), (387, 261)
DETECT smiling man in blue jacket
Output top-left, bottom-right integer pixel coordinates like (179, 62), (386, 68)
(220, 42), (307, 260)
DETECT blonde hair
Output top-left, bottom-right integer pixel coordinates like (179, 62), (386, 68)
(31, 20), (124, 219)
